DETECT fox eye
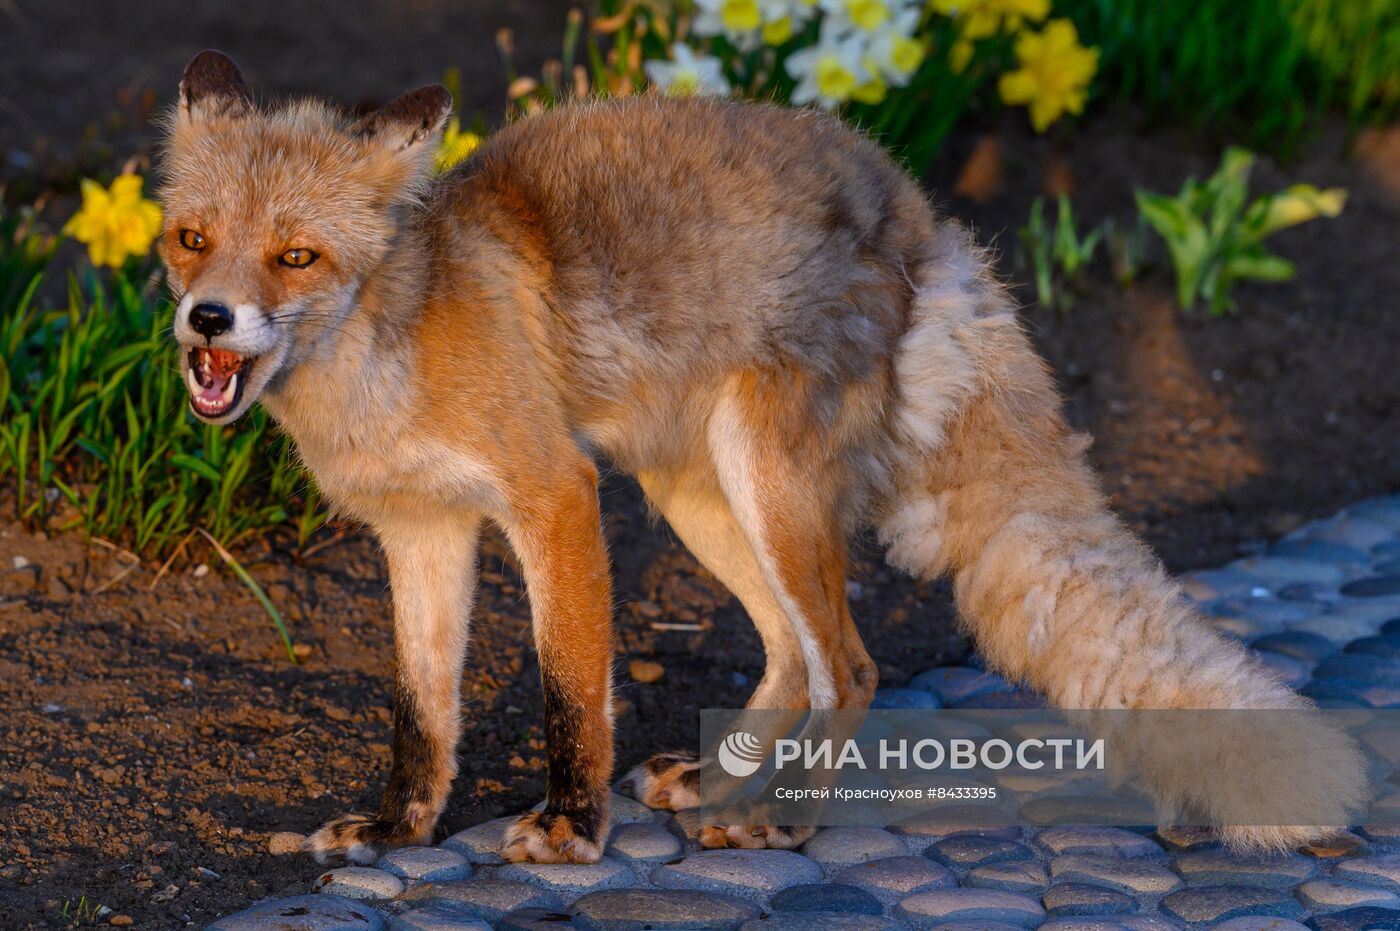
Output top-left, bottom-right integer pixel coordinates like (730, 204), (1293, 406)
(279, 248), (319, 269)
(179, 229), (206, 251)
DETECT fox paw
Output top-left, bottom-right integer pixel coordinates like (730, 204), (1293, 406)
(305, 813), (427, 865)
(619, 750), (702, 811)
(502, 810), (604, 864)
(699, 822), (813, 849)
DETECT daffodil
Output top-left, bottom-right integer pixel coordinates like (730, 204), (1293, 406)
(434, 118), (482, 173)
(63, 174), (162, 269)
(694, 0), (765, 43)
(1253, 185), (1347, 238)
(868, 9), (926, 83)
(997, 19), (1098, 132)
(852, 75), (889, 104)
(644, 44), (732, 96)
(787, 32), (871, 108)
(949, 36), (975, 72)
(822, 0), (920, 35)
(762, 14), (795, 44)
(996, 0), (1049, 30)
(929, 0), (1000, 40)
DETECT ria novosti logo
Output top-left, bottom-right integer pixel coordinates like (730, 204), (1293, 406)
(717, 731), (765, 777)
(714, 729), (1106, 776)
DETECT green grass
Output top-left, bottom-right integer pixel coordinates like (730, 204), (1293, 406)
(0, 207), (323, 559)
(1055, 0), (1400, 148)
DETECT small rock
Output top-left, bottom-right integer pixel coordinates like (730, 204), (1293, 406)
(1342, 577), (1400, 598)
(206, 894), (386, 930)
(442, 817), (517, 864)
(896, 888), (1046, 929)
(650, 849), (823, 903)
(12, 556), (29, 570)
(1171, 850), (1312, 888)
(604, 822), (682, 863)
(1159, 885), (1303, 923)
(800, 827), (906, 875)
(377, 846), (472, 882)
(1041, 883), (1135, 917)
(399, 879), (561, 924)
(1212, 920), (1310, 931)
(835, 855), (954, 905)
(1034, 827), (1163, 859)
(1306, 906), (1400, 931)
(110, 918), (134, 928)
(313, 867), (404, 900)
(627, 660), (664, 684)
(869, 688), (941, 709)
(739, 916), (899, 931)
(1048, 855), (1182, 895)
(389, 908), (492, 931)
(493, 858), (634, 897)
(965, 861), (1050, 894)
(497, 908), (579, 931)
(926, 835), (1035, 869)
(1297, 879), (1400, 912)
(570, 888), (757, 931)
(768, 883), (882, 915)
(1335, 855), (1400, 892)
(1251, 632), (1339, 663)
(151, 884), (181, 904)
(268, 832), (306, 855)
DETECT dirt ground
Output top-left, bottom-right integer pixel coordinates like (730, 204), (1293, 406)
(2, 3), (1400, 928)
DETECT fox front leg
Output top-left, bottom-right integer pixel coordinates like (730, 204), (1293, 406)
(307, 510), (481, 864)
(500, 464), (615, 863)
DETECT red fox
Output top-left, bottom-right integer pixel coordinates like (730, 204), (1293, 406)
(158, 51), (1364, 864)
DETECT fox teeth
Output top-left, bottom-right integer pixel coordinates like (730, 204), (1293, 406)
(220, 372), (239, 405)
(187, 366), (203, 396)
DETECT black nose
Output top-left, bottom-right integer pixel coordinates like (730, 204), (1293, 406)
(189, 302), (234, 338)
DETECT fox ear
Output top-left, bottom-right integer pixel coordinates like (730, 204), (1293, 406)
(179, 50), (253, 122)
(355, 85), (453, 153)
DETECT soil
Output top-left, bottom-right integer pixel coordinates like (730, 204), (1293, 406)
(2, 5), (1400, 929)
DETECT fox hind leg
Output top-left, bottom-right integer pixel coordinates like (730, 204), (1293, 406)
(623, 384), (876, 849)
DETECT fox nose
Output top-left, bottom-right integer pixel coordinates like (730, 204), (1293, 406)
(189, 302), (234, 338)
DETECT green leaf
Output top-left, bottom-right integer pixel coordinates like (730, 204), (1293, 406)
(170, 453), (222, 483)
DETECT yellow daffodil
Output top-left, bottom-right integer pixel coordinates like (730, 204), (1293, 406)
(63, 174), (162, 269)
(1256, 184), (1347, 237)
(852, 77), (889, 104)
(931, 0), (1049, 61)
(763, 15), (795, 44)
(695, 0), (764, 39)
(997, 0), (1049, 30)
(434, 118), (482, 173)
(949, 36), (975, 72)
(998, 19), (1098, 132)
(929, 0), (999, 40)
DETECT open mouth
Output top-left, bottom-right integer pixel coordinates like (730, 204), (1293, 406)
(186, 347), (254, 418)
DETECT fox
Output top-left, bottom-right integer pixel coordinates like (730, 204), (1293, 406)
(157, 50), (1365, 864)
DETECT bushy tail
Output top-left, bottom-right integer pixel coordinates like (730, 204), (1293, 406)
(878, 242), (1366, 848)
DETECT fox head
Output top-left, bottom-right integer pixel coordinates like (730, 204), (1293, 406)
(158, 50), (451, 423)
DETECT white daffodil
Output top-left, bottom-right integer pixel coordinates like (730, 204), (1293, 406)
(694, 0), (765, 45)
(644, 44), (732, 96)
(786, 31), (871, 108)
(867, 8), (925, 84)
(819, 0), (916, 35)
(758, 0), (819, 45)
